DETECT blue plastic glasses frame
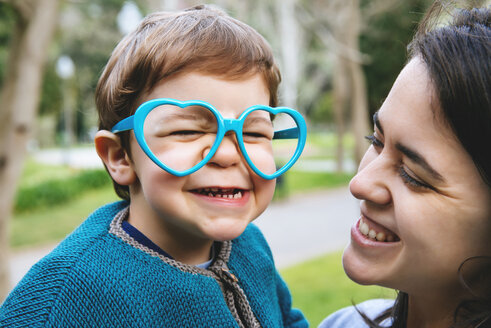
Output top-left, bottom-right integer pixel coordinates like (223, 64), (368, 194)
(111, 98), (307, 180)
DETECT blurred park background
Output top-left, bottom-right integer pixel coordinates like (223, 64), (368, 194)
(0, 0), (450, 324)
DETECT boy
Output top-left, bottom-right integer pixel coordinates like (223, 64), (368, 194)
(0, 5), (308, 327)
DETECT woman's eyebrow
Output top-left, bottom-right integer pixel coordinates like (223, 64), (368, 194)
(395, 143), (445, 182)
(373, 111), (384, 134)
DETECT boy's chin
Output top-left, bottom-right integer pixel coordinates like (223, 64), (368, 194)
(202, 218), (252, 241)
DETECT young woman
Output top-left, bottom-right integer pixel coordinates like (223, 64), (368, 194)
(320, 2), (491, 328)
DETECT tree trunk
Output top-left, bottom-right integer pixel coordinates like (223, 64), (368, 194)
(300, 0), (371, 170)
(332, 56), (348, 173)
(277, 0), (299, 109)
(350, 60), (370, 165)
(0, 0), (59, 302)
(346, 0), (370, 165)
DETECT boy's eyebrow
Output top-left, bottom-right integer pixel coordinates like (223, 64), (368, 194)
(395, 142), (445, 182)
(244, 116), (273, 126)
(165, 112), (214, 122)
(373, 111), (384, 134)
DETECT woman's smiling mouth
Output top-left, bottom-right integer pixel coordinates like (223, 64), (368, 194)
(357, 215), (400, 243)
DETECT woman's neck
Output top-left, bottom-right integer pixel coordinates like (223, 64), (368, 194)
(406, 293), (460, 328)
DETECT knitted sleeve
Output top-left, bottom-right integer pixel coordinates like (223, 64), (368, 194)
(0, 201), (128, 328)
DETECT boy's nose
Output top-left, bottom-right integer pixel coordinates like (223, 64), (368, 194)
(349, 152), (392, 206)
(204, 132), (242, 168)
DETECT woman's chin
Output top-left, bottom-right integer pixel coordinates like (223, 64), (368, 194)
(342, 246), (380, 286)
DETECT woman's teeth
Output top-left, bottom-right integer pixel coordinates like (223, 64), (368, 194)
(359, 218), (396, 242)
(196, 188), (243, 199)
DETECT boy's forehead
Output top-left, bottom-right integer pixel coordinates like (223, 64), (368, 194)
(142, 71), (271, 117)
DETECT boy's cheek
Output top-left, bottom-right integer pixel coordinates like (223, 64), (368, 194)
(255, 178), (276, 206)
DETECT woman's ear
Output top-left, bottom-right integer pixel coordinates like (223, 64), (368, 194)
(94, 130), (136, 186)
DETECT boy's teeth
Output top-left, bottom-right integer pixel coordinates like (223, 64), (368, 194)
(197, 188), (243, 199)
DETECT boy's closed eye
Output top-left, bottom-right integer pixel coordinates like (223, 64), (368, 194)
(243, 116), (274, 141)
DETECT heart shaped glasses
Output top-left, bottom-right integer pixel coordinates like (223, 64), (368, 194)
(111, 98), (306, 179)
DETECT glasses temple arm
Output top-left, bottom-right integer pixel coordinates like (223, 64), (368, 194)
(111, 116), (134, 133)
(273, 127), (299, 139)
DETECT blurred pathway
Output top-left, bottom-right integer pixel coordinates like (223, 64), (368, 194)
(8, 187), (358, 288)
(255, 187), (358, 268)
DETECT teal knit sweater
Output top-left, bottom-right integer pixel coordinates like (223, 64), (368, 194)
(0, 201), (308, 328)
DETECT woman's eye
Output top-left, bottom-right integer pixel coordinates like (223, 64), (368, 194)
(398, 166), (433, 190)
(365, 134), (384, 148)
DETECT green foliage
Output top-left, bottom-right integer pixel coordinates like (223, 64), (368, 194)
(15, 167), (111, 213)
(281, 252), (395, 326)
(309, 91), (334, 124)
(19, 160), (75, 187)
(360, 0), (432, 117)
(39, 62), (63, 116)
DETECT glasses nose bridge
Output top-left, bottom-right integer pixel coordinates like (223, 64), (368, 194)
(215, 118), (244, 157)
(222, 118), (242, 136)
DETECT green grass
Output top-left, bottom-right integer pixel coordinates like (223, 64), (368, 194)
(286, 170), (353, 192)
(11, 185), (119, 248)
(305, 131), (355, 159)
(281, 252), (395, 326)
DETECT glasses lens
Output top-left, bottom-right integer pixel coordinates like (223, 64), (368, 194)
(143, 103), (218, 173)
(242, 110), (300, 177)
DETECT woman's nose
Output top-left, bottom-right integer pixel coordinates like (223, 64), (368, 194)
(349, 152), (392, 206)
(205, 132), (242, 168)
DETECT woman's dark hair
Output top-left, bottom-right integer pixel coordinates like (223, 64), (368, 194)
(409, 2), (491, 188)
(360, 1), (491, 327)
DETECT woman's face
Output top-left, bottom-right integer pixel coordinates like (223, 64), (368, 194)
(343, 58), (491, 298)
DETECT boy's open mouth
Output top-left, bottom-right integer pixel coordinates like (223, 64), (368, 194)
(358, 216), (400, 243)
(191, 187), (245, 199)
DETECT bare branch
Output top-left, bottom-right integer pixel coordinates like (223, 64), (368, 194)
(297, 6), (371, 64)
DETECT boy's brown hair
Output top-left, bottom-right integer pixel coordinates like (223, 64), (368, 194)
(95, 4), (281, 200)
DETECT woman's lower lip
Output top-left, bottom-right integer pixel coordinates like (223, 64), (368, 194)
(190, 190), (250, 207)
(351, 217), (400, 248)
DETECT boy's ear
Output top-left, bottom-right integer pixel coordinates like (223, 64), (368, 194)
(94, 130), (136, 186)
